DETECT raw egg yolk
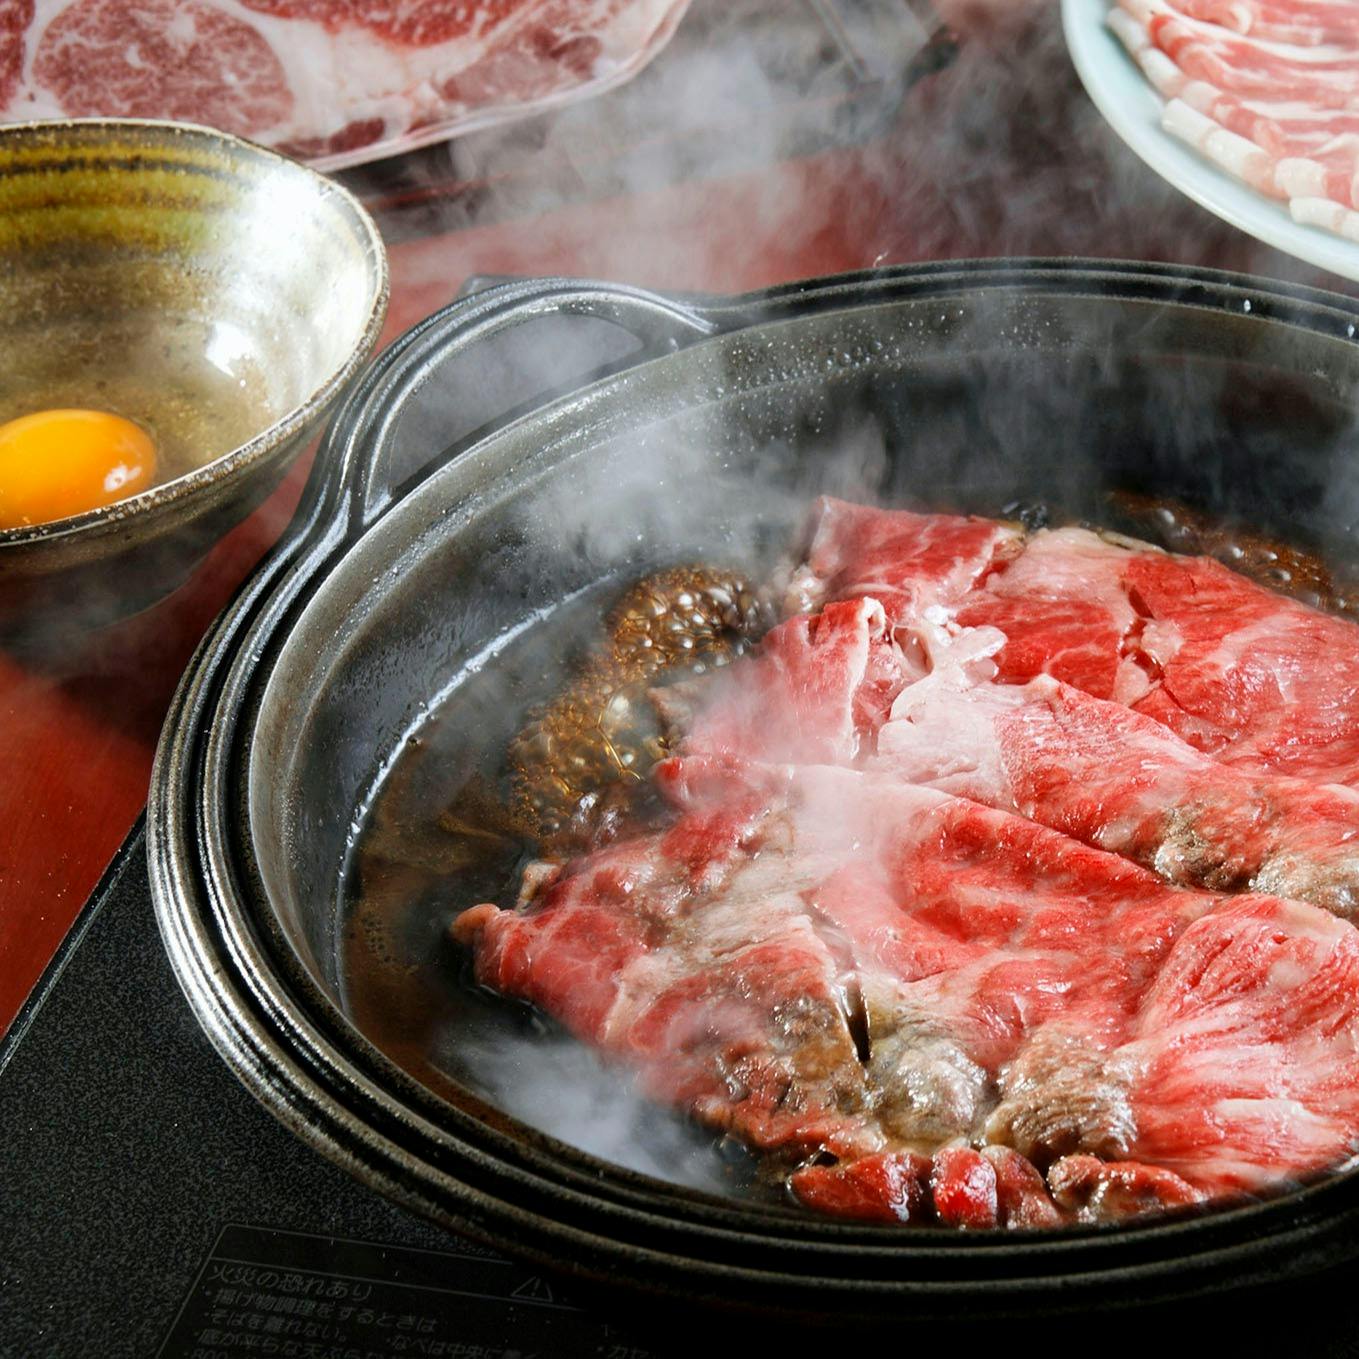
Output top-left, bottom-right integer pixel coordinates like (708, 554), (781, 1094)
(0, 409), (157, 529)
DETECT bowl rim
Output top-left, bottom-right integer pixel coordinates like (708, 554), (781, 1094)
(0, 116), (391, 546)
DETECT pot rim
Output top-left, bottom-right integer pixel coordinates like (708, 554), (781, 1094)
(150, 258), (1359, 1312)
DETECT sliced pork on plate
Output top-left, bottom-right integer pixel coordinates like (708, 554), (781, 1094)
(1105, 0), (1359, 241)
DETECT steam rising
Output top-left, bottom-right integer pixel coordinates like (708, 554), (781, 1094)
(340, 0), (1359, 1203)
(449, 1034), (752, 1197)
(366, 0), (1349, 306)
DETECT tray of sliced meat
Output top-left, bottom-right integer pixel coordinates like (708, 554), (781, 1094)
(151, 259), (1359, 1326)
(1064, 0), (1359, 283)
(0, 0), (694, 170)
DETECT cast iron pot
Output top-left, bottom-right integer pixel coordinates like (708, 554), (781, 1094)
(150, 260), (1359, 1329)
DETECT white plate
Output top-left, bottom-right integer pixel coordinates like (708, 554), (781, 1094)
(1062, 0), (1359, 284)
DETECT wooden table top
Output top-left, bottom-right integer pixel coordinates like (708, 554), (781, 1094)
(2, 0), (1355, 1036)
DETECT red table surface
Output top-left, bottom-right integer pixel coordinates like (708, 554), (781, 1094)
(2, 0), (1356, 1036)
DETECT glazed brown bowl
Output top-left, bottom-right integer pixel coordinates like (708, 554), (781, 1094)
(0, 118), (388, 635)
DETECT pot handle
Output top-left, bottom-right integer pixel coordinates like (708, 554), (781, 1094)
(325, 277), (721, 531)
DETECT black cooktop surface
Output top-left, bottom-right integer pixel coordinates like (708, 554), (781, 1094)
(0, 830), (661, 1359)
(8, 831), (1359, 1358)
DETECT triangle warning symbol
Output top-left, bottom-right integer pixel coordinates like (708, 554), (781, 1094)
(511, 1275), (555, 1303)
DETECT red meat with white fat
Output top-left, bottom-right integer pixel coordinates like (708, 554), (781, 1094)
(1108, 0), (1359, 239)
(457, 500), (1359, 1227)
(1, 0), (689, 167)
(878, 669), (1359, 915)
(458, 752), (1359, 1223)
(799, 499), (1359, 789)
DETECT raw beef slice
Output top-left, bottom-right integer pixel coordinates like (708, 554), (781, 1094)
(236, 0), (530, 46)
(877, 669), (1359, 917)
(673, 597), (906, 767)
(685, 531), (1359, 916)
(801, 504), (1359, 787)
(952, 527), (1142, 699)
(784, 496), (1022, 625)
(0, 1), (33, 109)
(31, 0), (294, 138)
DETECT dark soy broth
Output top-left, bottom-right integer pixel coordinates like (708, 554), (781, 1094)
(341, 579), (768, 1201)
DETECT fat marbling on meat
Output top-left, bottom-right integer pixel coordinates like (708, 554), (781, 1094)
(800, 498), (1359, 789)
(879, 669), (1359, 916)
(782, 498), (1022, 623)
(455, 498), (1359, 1227)
(457, 752), (1359, 1224)
(679, 579), (1359, 916)
(1, 0), (691, 167)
